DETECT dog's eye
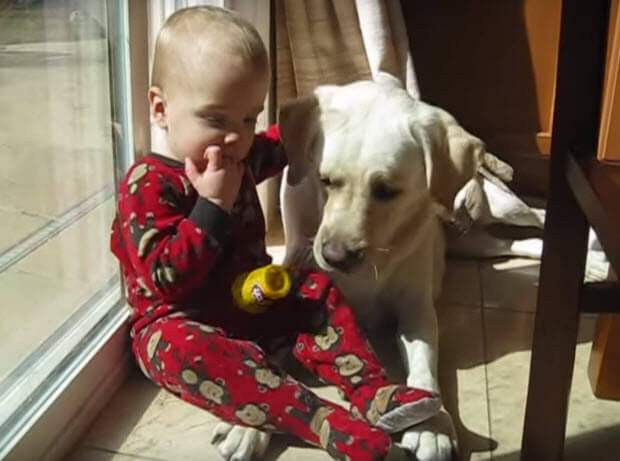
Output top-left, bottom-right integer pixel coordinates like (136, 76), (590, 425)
(372, 183), (401, 201)
(320, 177), (342, 189)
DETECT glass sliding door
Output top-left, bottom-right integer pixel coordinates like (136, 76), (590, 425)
(0, 0), (136, 456)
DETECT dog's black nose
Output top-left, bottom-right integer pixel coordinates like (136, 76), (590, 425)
(321, 240), (365, 272)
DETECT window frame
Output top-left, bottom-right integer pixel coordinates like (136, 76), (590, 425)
(1, 1), (150, 459)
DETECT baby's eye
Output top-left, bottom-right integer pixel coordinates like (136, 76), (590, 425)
(244, 117), (257, 126)
(203, 114), (226, 127)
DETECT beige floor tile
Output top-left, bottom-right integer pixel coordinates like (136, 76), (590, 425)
(437, 303), (491, 460)
(13, 198), (117, 289)
(0, 269), (95, 381)
(480, 259), (540, 312)
(484, 309), (620, 460)
(482, 310), (534, 460)
(438, 258), (482, 308)
(0, 207), (49, 254)
(564, 342), (620, 460)
(78, 371), (222, 460)
(77, 369), (342, 461)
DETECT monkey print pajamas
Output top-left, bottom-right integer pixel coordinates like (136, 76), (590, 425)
(111, 127), (441, 460)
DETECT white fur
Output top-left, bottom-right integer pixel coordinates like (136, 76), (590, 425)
(211, 422), (270, 460)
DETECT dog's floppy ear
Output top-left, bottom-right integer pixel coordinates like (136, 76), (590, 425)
(435, 113), (514, 196)
(412, 107), (514, 216)
(278, 95), (321, 186)
(410, 109), (487, 210)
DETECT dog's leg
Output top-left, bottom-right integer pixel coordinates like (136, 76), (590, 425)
(447, 175), (546, 259)
(478, 175), (543, 228)
(448, 228), (544, 259)
(395, 294), (439, 392)
(394, 295), (457, 461)
(452, 174), (543, 229)
(390, 233), (456, 460)
(392, 228), (445, 393)
(280, 167), (321, 266)
(397, 310), (457, 461)
(211, 422), (271, 461)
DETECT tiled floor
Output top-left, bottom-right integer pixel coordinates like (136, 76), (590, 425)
(68, 248), (620, 461)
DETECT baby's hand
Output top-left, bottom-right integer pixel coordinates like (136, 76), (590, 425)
(185, 146), (244, 213)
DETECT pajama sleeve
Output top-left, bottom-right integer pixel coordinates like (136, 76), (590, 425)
(112, 162), (229, 303)
(247, 125), (288, 184)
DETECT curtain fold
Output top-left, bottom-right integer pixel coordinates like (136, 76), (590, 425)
(355, 0), (419, 98)
(276, 0), (418, 104)
(276, 0), (371, 102)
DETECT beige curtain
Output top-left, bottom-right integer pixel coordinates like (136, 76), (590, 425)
(276, 0), (418, 104)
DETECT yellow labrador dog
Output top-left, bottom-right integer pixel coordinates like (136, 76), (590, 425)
(281, 81), (457, 461)
(211, 81), (545, 460)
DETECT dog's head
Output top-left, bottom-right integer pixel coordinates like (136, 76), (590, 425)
(280, 80), (488, 275)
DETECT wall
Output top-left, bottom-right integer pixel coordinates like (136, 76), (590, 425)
(400, 0), (562, 196)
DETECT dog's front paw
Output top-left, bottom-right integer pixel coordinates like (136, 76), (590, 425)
(211, 422), (271, 461)
(400, 409), (457, 461)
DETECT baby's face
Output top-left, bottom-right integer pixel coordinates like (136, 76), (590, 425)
(162, 53), (269, 170)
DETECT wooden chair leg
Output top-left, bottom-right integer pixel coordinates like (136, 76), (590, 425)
(522, 1), (610, 456)
(520, 173), (589, 460)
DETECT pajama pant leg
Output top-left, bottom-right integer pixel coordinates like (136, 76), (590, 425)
(132, 315), (392, 461)
(292, 271), (441, 431)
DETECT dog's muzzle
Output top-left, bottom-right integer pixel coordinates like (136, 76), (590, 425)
(321, 240), (365, 272)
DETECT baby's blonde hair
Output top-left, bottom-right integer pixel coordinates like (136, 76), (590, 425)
(151, 6), (268, 93)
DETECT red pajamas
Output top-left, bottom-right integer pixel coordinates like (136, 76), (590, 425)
(111, 127), (440, 460)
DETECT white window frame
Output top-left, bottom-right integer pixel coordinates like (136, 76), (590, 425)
(1, 1), (150, 460)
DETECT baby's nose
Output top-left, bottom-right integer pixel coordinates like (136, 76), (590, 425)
(222, 132), (242, 160)
(224, 132), (240, 145)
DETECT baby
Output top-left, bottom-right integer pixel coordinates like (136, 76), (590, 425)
(110, 6), (440, 460)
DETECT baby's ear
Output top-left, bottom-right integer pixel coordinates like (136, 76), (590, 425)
(278, 95), (321, 185)
(148, 86), (167, 129)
